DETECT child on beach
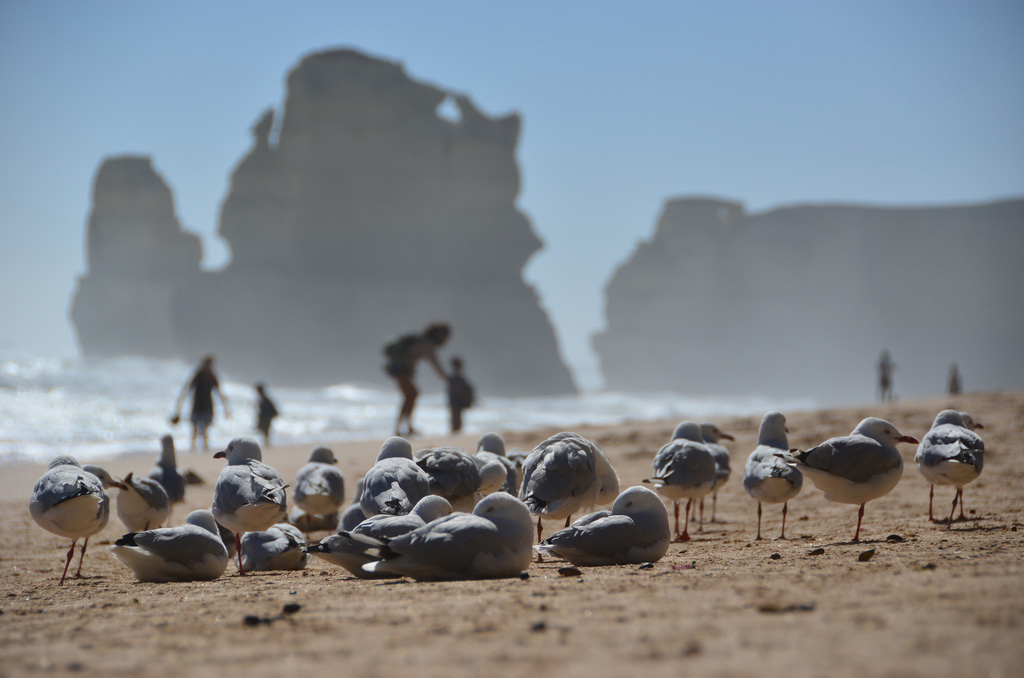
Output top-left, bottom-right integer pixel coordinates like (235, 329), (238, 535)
(447, 356), (475, 435)
(254, 382), (279, 446)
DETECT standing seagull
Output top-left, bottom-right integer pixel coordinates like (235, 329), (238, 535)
(644, 421), (717, 542)
(293, 447), (346, 533)
(115, 472), (171, 532)
(787, 417), (918, 542)
(147, 434), (185, 523)
(742, 411), (802, 540)
(360, 437), (432, 517)
(915, 410), (985, 527)
(518, 432), (601, 552)
(699, 422), (735, 522)
(212, 437), (288, 574)
(29, 456), (115, 585)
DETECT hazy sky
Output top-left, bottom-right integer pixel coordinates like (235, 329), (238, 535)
(1, 1), (1022, 386)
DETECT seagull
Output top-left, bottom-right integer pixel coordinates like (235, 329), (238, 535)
(147, 434), (185, 523)
(699, 422), (734, 522)
(518, 432), (601, 551)
(742, 411), (802, 540)
(643, 421), (717, 542)
(415, 446), (485, 511)
(360, 492), (534, 581)
(475, 432), (520, 494)
(537, 486), (671, 566)
(240, 523), (309, 571)
(288, 506), (340, 534)
(307, 495), (453, 578)
(338, 477), (367, 532)
(591, 441), (621, 507)
(30, 457), (117, 585)
(212, 437), (288, 574)
(293, 447), (346, 532)
(360, 437), (431, 517)
(915, 410), (985, 527)
(110, 509), (229, 582)
(115, 472), (171, 532)
(786, 417), (918, 542)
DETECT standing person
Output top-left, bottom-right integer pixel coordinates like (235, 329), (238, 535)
(254, 382), (279, 447)
(383, 323), (451, 436)
(877, 350), (895, 403)
(447, 356), (475, 435)
(173, 355), (230, 451)
(948, 363), (963, 396)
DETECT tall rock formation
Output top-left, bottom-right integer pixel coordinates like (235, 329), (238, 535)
(593, 197), (1024, 403)
(70, 156), (202, 357)
(71, 49), (575, 395)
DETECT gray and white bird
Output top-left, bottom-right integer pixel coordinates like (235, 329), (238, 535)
(475, 432), (520, 494)
(30, 456), (117, 585)
(644, 421), (717, 542)
(147, 434), (185, 522)
(288, 506), (340, 534)
(742, 411), (802, 540)
(111, 509), (229, 582)
(307, 494), (453, 578)
(360, 492), (534, 581)
(338, 477), (367, 531)
(212, 437), (288, 574)
(915, 410), (985, 527)
(293, 446), (346, 530)
(360, 437), (431, 517)
(240, 523), (309, 571)
(518, 431), (602, 548)
(115, 472), (171, 532)
(537, 485), (671, 566)
(787, 417), (918, 542)
(416, 446), (507, 511)
(699, 422), (735, 522)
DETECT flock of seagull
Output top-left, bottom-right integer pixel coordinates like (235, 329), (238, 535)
(28, 408), (985, 585)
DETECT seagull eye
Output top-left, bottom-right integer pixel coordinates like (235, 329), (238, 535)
(487, 506), (494, 513)
(626, 502), (633, 508)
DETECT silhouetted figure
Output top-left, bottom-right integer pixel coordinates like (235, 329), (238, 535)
(948, 364), (963, 396)
(877, 350), (895, 403)
(447, 356), (475, 434)
(173, 355), (230, 450)
(383, 323), (451, 436)
(254, 382), (279, 446)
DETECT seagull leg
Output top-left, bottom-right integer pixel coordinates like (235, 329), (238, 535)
(236, 533), (246, 575)
(852, 504), (865, 543)
(711, 491), (718, 522)
(679, 499), (692, 542)
(779, 502), (788, 540)
(958, 489), (966, 520)
(928, 485), (934, 521)
(58, 540), (77, 586)
(535, 516), (544, 563)
(947, 491), (959, 530)
(698, 498), (705, 532)
(74, 537), (90, 578)
(673, 501), (680, 540)
(755, 502), (763, 541)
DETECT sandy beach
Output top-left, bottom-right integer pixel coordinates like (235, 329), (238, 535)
(2, 390), (1022, 678)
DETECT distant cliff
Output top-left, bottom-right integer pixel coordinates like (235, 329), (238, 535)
(71, 49), (575, 395)
(593, 197), (1024, 402)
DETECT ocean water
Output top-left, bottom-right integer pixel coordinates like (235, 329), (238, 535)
(0, 349), (813, 465)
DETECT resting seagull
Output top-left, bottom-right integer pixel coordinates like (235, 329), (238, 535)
(360, 437), (431, 517)
(111, 509), (229, 582)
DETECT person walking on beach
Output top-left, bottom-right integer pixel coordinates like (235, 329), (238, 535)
(383, 323), (451, 436)
(877, 350), (895, 403)
(447, 356), (475, 435)
(948, 363), (963, 396)
(173, 355), (230, 450)
(254, 382), (279, 447)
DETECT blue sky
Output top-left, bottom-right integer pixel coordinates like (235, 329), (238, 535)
(1, 1), (1021, 385)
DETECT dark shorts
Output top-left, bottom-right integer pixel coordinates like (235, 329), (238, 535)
(385, 361), (413, 378)
(191, 410), (213, 432)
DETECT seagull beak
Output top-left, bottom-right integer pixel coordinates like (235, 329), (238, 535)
(213, 450), (226, 459)
(898, 435), (920, 445)
(721, 433), (736, 441)
(974, 422), (985, 429)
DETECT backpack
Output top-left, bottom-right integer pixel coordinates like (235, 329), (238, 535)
(383, 333), (418, 362)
